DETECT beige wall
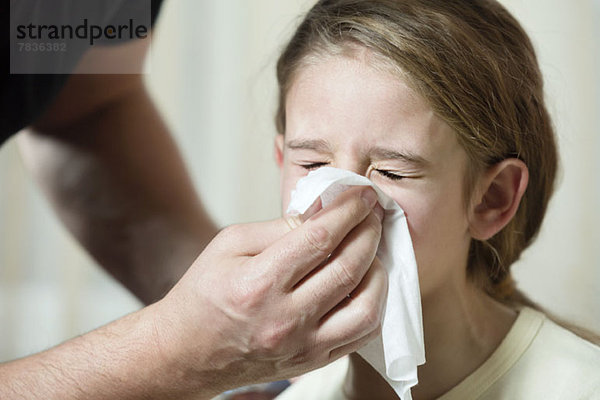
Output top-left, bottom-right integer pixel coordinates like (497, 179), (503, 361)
(1, 0), (598, 361)
(499, 0), (600, 330)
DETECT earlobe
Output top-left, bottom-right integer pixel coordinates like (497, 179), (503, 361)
(274, 134), (285, 169)
(469, 159), (529, 240)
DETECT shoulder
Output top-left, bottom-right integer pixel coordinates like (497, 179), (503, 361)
(438, 307), (600, 400)
(489, 307), (600, 399)
(523, 308), (600, 377)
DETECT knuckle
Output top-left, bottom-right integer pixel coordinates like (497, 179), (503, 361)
(333, 259), (362, 291)
(366, 211), (383, 235)
(355, 213), (382, 245)
(371, 258), (389, 294)
(346, 193), (370, 220)
(304, 225), (335, 257)
(357, 299), (381, 332)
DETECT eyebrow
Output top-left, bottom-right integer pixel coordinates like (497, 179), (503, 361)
(285, 139), (429, 167)
(370, 147), (430, 168)
(286, 139), (332, 153)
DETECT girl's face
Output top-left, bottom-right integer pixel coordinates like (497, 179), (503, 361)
(275, 52), (475, 297)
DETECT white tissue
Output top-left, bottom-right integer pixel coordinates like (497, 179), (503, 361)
(286, 167), (425, 400)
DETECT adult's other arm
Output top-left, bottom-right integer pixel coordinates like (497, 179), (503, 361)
(17, 38), (213, 304)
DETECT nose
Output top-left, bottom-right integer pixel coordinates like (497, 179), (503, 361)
(334, 154), (371, 178)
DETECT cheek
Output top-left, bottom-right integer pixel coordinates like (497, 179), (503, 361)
(280, 165), (304, 216)
(396, 197), (435, 255)
(389, 187), (470, 278)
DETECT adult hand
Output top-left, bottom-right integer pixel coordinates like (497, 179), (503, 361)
(0, 187), (385, 400)
(154, 186), (387, 397)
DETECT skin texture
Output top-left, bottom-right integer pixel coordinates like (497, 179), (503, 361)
(275, 50), (529, 399)
(1, 38), (391, 398)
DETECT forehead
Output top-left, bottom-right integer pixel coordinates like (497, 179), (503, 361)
(287, 51), (423, 127)
(285, 52), (459, 163)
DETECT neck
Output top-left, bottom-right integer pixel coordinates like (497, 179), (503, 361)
(343, 279), (517, 400)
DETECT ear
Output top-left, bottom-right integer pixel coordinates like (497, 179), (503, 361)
(274, 134), (285, 169)
(468, 159), (529, 241)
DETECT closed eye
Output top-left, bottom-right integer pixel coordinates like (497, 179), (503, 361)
(376, 169), (405, 181)
(299, 164), (405, 180)
(300, 162), (329, 170)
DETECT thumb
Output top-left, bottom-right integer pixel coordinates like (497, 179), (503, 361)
(230, 198), (323, 257)
(228, 218), (298, 257)
(298, 196), (323, 222)
(284, 196), (324, 228)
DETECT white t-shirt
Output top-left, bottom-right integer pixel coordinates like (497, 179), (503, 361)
(275, 307), (600, 399)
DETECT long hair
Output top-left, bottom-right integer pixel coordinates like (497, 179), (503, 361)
(274, 0), (598, 342)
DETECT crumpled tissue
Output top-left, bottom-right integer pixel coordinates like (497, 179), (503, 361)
(286, 167), (425, 400)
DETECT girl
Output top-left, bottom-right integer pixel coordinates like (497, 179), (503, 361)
(271, 0), (600, 399)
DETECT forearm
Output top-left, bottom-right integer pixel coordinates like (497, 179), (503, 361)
(18, 76), (218, 304)
(0, 187), (389, 399)
(0, 303), (213, 400)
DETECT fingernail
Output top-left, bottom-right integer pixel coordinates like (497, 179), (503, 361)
(285, 216), (302, 231)
(361, 188), (378, 208)
(301, 197), (323, 222)
(374, 204), (385, 222)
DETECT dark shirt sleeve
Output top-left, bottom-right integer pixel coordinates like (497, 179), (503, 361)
(0, 0), (164, 147)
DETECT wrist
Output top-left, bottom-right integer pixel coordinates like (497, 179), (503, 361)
(144, 298), (228, 399)
(85, 304), (182, 399)
(0, 303), (213, 400)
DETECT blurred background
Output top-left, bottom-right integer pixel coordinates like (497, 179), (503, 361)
(1, 0), (599, 361)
